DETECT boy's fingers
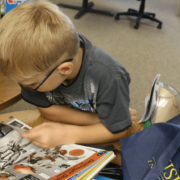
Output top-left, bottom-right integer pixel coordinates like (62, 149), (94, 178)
(129, 108), (137, 115)
(20, 124), (44, 140)
(31, 140), (53, 149)
(21, 132), (47, 148)
(20, 132), (30, 139)
(131, 116), (140, 122)
(31, 140), (43, 148)
(20, 131), (37, 141)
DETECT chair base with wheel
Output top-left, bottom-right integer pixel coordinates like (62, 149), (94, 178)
(58, 0), (114, 19)
(115, 0), (162, 29)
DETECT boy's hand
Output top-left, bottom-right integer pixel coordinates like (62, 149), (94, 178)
(128, 108), (144, 136)
(20, 122), (75, 149)
(129, 108), (139, 121)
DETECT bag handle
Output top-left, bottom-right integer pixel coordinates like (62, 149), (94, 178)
(143, 131), (180, 180)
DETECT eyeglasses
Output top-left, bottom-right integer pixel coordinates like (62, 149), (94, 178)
(19, 58), (73, 95)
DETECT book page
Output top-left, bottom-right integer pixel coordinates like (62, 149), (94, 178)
(1, 144), (107, 180)
(8, 118), (32, 131)
(138, 74), (161, 123)
(0, 121), (115, 180)
(0, 122), (40, 170)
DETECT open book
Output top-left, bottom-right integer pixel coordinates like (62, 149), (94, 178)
(138, 74), (161, 124)
(0, 119), (115, 180)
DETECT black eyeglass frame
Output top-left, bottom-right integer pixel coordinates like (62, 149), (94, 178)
(19, 58), (73, 95)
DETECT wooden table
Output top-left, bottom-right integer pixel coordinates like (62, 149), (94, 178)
(0, 74), (22, 111)
(177, 1), (180, 16)
(0, 110), (122, 166)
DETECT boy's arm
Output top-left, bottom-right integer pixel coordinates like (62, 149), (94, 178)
(37, 105), (101, 125)
(20, 110), (143, 149)
(20, 116), (143, 149)
(37, 105), (138, 126)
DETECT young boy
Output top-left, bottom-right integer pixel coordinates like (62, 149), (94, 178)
(0, 0), (143, 149)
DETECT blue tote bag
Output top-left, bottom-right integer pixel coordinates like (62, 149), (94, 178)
(120, 114), (180, 180)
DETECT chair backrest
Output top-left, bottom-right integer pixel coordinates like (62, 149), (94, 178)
(0, 74), (22, 111)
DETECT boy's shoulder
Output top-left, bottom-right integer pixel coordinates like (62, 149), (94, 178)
(79, 34), (129, 79)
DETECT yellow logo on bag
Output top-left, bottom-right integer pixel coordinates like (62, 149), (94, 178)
(148, 159), (180, 180)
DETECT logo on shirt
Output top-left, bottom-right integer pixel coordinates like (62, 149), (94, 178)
(74, 99), (96, 112)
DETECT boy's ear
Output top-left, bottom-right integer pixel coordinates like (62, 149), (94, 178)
(57, 62), (73, 75)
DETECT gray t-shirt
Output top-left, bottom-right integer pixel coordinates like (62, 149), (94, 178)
(21, 34), (132, 133)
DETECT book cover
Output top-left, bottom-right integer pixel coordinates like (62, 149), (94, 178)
(93, 175), (113, 180)
(6, 0), (28, 13)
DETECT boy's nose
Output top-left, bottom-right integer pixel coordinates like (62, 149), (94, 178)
(29, 85), (36, 89)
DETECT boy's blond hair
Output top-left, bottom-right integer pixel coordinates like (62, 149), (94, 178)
(0, 0), (79, 81)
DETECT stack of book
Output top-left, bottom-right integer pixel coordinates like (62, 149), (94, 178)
(0, 118), (116, 180)
(5, 0), (28, 13)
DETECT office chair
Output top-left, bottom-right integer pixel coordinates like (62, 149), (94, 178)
(58, 0), (114, 19)
(115, 0), (162, 29)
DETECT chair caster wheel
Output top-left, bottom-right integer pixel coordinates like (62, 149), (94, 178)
(134, 24), (139, 29)
(150, 15), (155, 18)
(157, 24), (162, 29)
(115, 15), (119, 20)
(149, 14), (155, 18)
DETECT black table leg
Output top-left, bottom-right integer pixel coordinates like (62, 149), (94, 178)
(58, 0), (114, 19)
(74, 1), (94, 19)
